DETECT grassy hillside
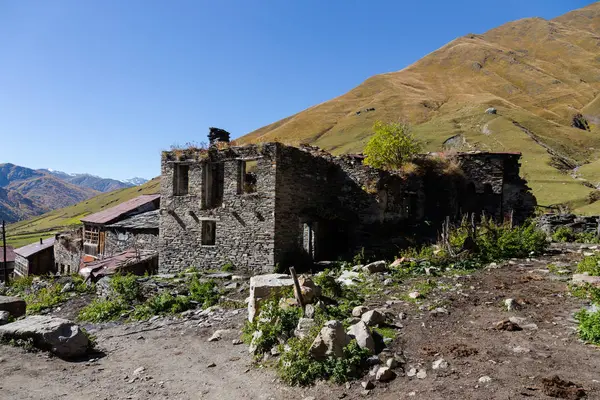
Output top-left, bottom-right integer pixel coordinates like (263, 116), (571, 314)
(238, 3), (600, 213)
(6, 178), (160, 248)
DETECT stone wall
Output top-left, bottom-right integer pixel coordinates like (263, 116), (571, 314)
(54, 231), (83, 275)
(158, 144), (278, 274)
(538, 214), (599, 236)
(158, 144), (536, 274)
(104, 229), (158, 257)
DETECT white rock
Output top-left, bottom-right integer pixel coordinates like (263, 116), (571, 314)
(375, 366), (396, 382)
(479, 376), (492, 383)
(361, 310), (385, 326)
(407, 367), (417, 377)
(432, 358), (448, 370)
(248, 331), (263, 354)
(0, 311), (10, 326)
(133, 367), (145, 376)
(408, 292), (421, 299)
(504, 298), (520, 311)
(416, 369), (427, 379)
(347, 321), (375, 354)
(309, 320), (348, 360)
(248, 274), (294, 322)
(337, 270), (361, 286)
(352, 306), (369, 318)
(0, 316), (90, 359)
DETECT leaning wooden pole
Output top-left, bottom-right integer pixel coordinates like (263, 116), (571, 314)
(289, 267), (304, 315)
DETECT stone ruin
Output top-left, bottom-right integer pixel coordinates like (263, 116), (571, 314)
(158, 141), (536, 275)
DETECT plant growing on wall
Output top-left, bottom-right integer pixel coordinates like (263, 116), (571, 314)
(363, 121), (423, 170)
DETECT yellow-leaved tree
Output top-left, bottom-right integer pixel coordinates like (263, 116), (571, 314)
(363, 121), (423, 170)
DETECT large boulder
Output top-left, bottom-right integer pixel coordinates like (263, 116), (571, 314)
(347, 321), (375, 354)
(0, 296), (26, 318)
(309, 320), (349, 360)
(572, 274), (600, 287)
(248, 274), (294, 322)
(0, 316), (90, 359)
(363, 261), (387, 274)
(361, 309), (386, 326)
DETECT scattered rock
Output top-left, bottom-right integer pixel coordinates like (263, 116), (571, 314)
(432, 358), (448, 370)
(0, 296), (26, 318)
(207, 362), (216, 368)
(390, 258), (404, 267)
(208, 330), (223, 342)
(361, 310), (385, 326)
(479, 376), (492, 384)
(541, 375), (586, 399)
(133, 367), (145, 376)
(386, 358), (398, 369)
(309, 320), (349, 360)
(294, 318), (316, 339)
(347, 321), (375, 354)
(430, 307), (448, 316)
(365, 355), (381, 366)
(407, 368), (417, 377)
(513, 346), (530, 354)
(495, 319), (522, 331)
(305, 304), (315, 319)
(383, 279), (393, 286)
(363, 261), (387, 274)
(232, 339), (243, 345)
(362, 380), (375, 390)
(572, 274), (600, 287)
(504, 298), (521, 311)
(352, 306), (369, 318)
(61, 282), (75, 294)
(416, 369), (427, 379)
(408, 292), (421, 299)
(337, 270), (361, 286)
(0, 316), (90, 359)
(248, 331), (263, 354)
(375, 367), (396, 382)
(0, 311), (10, 326)
(485, 107), (497, 115)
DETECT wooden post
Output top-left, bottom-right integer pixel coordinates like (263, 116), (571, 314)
(289, 267), (304, 315)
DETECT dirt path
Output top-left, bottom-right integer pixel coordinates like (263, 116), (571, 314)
(1, 249), (599, 400)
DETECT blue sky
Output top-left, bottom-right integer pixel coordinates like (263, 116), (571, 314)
(0, 0), (593, 180)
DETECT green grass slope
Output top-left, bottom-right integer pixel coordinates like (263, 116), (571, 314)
(238, 2), (600, 213)
(6, 178), (160, 248)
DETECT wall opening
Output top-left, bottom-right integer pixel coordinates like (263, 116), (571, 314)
(238, 160), (257, 194)
(173, 164), (189, 196)
(204, 163), (224, 208)
(201, 221), (216, 245)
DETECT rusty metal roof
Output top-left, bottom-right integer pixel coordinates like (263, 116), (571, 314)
(81, 249), (157, 279)
(0, 245), (15, 263)
(15, 237), (56, 258)
(80, 194), (160, 225)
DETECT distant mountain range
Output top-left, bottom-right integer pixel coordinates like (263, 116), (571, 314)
(0, 163), (148, 223)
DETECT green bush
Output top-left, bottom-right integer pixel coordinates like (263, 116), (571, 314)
(188, 277), (219, 308)
(278, 338), (370, 386)
(577, 254), (600, 276)
(363, 121), (422, 170)
(552, 226), (575, 243)
(575, 309), (600, 344)
(242, 299), (302, 355)
(79, 298), (127, 323)
(110, 274), (142, 302)
(132, 292), (192, 320)
(8, 276), (34, 294)
(25, 284), (67, 314)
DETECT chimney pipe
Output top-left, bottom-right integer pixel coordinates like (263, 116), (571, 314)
(40, 238), (43, 245)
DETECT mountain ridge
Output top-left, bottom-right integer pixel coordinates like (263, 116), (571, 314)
(238, 2), (600, 213)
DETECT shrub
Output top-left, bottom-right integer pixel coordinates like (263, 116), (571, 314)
(575, 309), (600, 344)
(552, 226), (575, 243)
(278, 338), (370, 386)
(110, 274), (142, 302)
(79, 298), (127, 323)
(188, 277), (219, 308)
(8, 276), (34, 294)
(242, 299), (302, 355)
(25, 284), (67, 314)
(363, 121), (423, 170)
(577, 254), (600, 276)
(132, 293), (192, 320)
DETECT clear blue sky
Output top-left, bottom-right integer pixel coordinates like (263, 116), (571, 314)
(0, 0), (593, 180)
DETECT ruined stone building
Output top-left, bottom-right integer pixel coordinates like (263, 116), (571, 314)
(80, 194), (160, 259)
(14, 237), (56, 277)
(158, 143), (535, 274)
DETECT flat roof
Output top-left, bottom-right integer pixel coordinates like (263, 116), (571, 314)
(15, 237), (56, 258)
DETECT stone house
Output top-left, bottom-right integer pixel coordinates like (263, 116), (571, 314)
(80, 194), (160, 259)
(14, 237), (56, 277)
(0, 245), (15, 282)
(54, 230), (84, 275)
(158, 143), (536, 274)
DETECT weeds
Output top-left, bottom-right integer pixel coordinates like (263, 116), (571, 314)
(575, 308), (600, 345)
(577, 254), (600, 276)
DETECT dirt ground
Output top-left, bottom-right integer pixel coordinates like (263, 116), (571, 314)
(1, 247), (599, 400)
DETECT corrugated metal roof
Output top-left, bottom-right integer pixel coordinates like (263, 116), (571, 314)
(15, 237), (56, 258)
(106, 210), (159, 230)
(0, 245), (15, 263)
(81, 249), (157, 279)
(80, 194), (160, 225)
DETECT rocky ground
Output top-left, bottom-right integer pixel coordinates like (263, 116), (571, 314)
(1, 244), (599, 400)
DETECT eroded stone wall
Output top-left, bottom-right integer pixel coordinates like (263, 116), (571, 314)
(104, 230), (158, 257)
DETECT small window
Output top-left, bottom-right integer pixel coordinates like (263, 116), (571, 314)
(174, 164), (189, 196)
(238, 160), (257, 194)
(201, 221), (216, 245)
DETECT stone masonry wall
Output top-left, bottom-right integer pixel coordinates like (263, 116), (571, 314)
(104, 229), (158, 257)
(54, 232), (83, 275)
(158, 144), (278, 274)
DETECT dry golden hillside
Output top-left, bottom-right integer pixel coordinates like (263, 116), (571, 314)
(240, 2), (600, 213)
